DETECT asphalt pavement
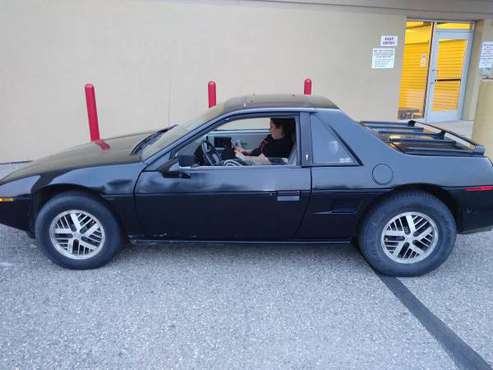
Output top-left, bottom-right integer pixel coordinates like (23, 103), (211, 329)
(1, 123), (492, 369)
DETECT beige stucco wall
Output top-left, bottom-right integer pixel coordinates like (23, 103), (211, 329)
(0, 0), (406, 162)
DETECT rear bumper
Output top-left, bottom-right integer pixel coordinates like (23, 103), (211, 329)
(448, 188), (493, 234)
(459, 207), (493, 234)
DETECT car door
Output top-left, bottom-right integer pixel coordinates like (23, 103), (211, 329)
(295, 112), (385, 240)
(135, 113), (311, 241)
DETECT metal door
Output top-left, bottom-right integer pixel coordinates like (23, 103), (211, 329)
(425, 29), (473, 122)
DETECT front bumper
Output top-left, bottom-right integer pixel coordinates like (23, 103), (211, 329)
(0, 196), (32, 231)
(0, 175), (39, 232)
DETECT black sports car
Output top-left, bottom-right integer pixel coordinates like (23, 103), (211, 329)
(1, 95), (492, 275)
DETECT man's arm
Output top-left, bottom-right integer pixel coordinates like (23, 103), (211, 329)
(235, 152), (271, 165)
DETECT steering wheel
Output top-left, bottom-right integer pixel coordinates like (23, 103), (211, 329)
(201, 139), (222, 166)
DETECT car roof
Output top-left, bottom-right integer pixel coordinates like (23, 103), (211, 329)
(223, 94), (338, 113)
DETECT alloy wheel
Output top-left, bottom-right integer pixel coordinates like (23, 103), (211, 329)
(381, 211), (438, 264)
(49, 210), (106, 260)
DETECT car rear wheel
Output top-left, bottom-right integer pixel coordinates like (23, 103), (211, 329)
(358, 191), (456, 276)
(35, 191), (122, 269)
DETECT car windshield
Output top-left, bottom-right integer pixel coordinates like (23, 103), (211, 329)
(142, 104), (225, 159)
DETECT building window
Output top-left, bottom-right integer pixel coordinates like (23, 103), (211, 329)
(436, 22), (472, 30)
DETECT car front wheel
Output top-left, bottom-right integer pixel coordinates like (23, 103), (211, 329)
(358, 191), (456, 276)
(35, 191), (122, 269)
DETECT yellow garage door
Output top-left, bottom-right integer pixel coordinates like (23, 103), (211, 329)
(431, 39), (468, 111)
(398, 22), (432, 118)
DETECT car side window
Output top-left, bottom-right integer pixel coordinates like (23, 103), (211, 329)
(173, 115), (298, 167)
(215, 117), (270, 132)
(310, 115), (355, 165)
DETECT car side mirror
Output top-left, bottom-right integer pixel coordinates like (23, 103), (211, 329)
(159, 155), (195, 178)
(177, 155), (196, 167)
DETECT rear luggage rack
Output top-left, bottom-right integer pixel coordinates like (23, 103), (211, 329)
(361, 120), (485, 157)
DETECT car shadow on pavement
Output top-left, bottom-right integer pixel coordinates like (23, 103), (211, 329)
(0, 222), (486, 281)
(115, 240), (374, 273)
(0, 223), (373, 276)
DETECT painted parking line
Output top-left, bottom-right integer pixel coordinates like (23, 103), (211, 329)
(379, 274), (492, 370)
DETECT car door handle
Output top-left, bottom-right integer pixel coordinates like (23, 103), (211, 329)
(276, 190), (301, 202)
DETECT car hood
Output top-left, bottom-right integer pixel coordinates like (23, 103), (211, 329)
(1, 131), (152, 183)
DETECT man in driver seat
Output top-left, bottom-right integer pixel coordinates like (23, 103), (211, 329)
(235, 118), (295, 160)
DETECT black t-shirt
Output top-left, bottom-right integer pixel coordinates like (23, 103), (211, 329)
(250, 134), (293, 158)
(250, 135), (293, 158)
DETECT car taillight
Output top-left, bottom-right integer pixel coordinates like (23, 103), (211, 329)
(465, 186), (493, 192)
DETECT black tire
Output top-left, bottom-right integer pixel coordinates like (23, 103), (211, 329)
(35, 191), (122, 269)
(358, 191), (456, 276)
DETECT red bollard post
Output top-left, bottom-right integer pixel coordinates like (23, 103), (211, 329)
(84, 83), (101, 141)
(304, 79), (312, 96)
(208, 81), (217, 108)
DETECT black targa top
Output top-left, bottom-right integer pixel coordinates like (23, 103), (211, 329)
(362, 120), (485, 157)
(223, 94), (338, 113)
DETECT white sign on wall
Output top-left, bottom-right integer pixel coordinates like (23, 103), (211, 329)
(372, 48), (395, 69)
(479, 41), (493, 69)
(380, 35), (398, 47)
